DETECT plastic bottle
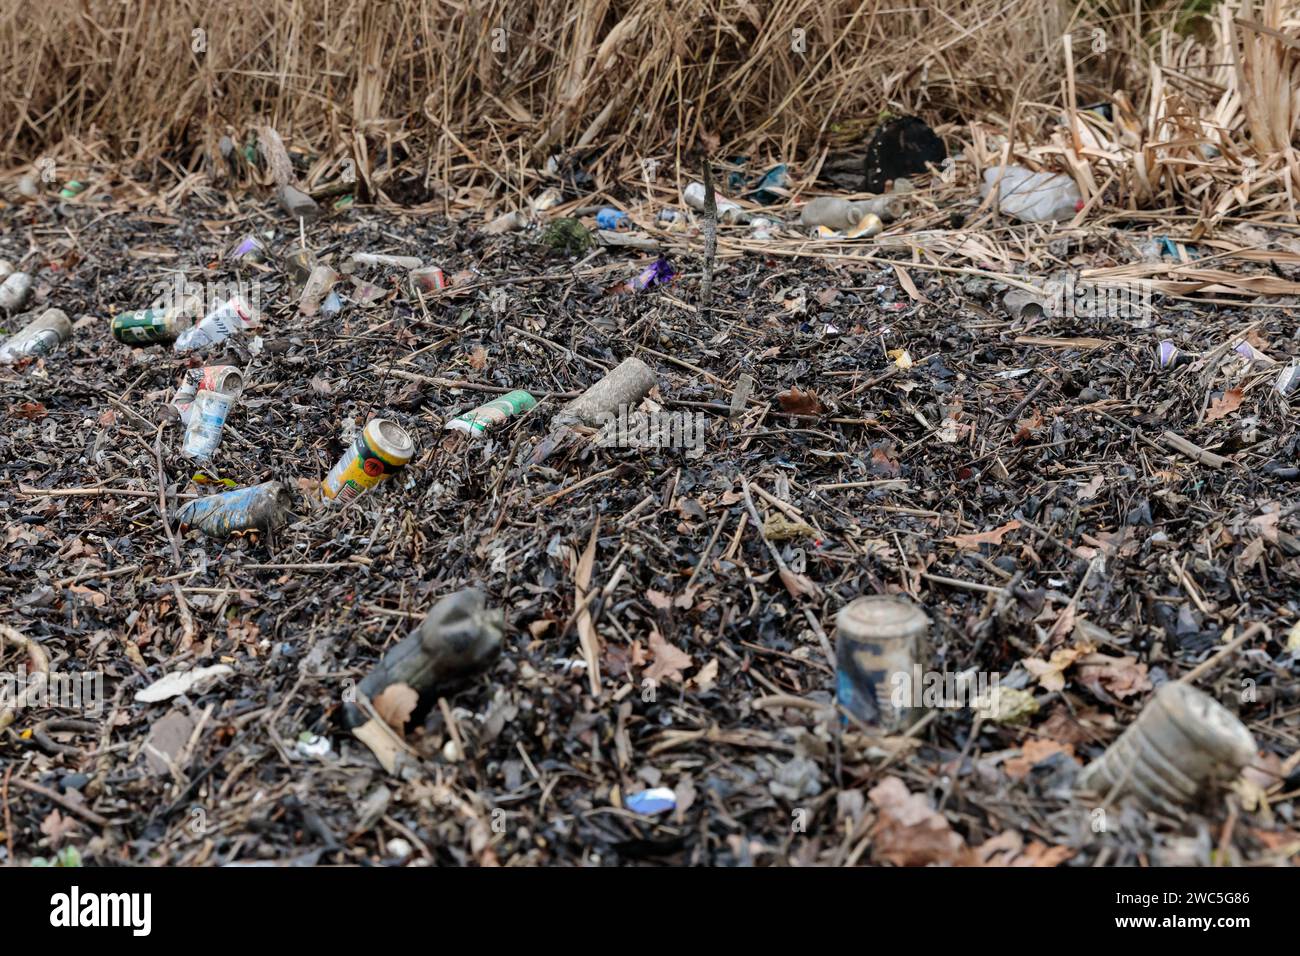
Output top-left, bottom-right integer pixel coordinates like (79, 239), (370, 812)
(554, 358), (657, 427)
(176, 481), (292, 539)
(1076, 681), (1256, 809)
(181, 389), (237, 462)
(981, 166), (1083, 222)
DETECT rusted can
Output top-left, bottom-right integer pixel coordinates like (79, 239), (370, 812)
(174, 365), (245, 422)
(445, 390), (537, 437)
(322, 419), (415, 505)
(1076, 681), (1256, 809)
(111, 295), (199, 345)
(181, 389), (237, 462)
(0, 308), (72, 364)
(411, 266), (447, 292)
(177, 481), (292, 538)
(835, 595), (929, 731)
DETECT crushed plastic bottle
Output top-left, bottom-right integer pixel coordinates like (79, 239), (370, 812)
(181, 389), (237, 462)
(176, 481), (292, 539)
(1076, 681), (1256, 809)
(981, 166), (1083, 223)
(174, 297), (257, 352)
(800, 195), (902, 230)
(298, 265), (337, 316)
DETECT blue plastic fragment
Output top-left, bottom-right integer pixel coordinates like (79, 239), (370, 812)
(626, 787), (676, 816)
(595, 207), (628, 230)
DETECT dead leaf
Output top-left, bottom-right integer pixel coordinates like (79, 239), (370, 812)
(1022, 642), (1093, 692)
(977, 829), (1075, 866)
(13, 402), (46, 420)
(373, 683), (418, 733)
(1076, 653), (1151, 700)
(644, 628), (692, 685)
(762, 512), (816, 542)
(687, 658), (719, 694)
(1206, 387), (1245, 422)
(869, 776), (972, 866)
(39, 809), (81, 846)
(776, 387), (823, 416)
(948, 519), (1021, 551)
(1077, 474), (1104, 500)
(1004, 739), (1078, 779)
(467, 346), (488, 370)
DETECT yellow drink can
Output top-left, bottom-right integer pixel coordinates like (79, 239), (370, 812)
(322, 419), (415, 505)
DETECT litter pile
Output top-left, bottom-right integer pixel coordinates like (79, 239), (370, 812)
(1, 117), (1299, 867)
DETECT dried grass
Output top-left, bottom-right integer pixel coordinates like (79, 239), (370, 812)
(1, 0), (1297, 226)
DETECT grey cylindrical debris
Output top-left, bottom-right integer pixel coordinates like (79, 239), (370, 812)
(0, 308), (71, 364)
(344, 589), (505, 727)
(800, 195), (905, 230)
(0, 272), (32, 312)
(836, 595), (929, 731)
(277, 183), (320, 220)
(1076, 682), (1256, 809)
(555, 357), (657, 427)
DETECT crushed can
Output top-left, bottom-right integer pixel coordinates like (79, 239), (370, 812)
(835, 595), (929, 731)
(174, 365), (245, 423)
(1077, 681), (1257, 809)
(0, 308), (72, 364)
(444, 390), (537, 437)
(177, 481), (292, 539)
(111, 295), (200, 345)
(181, 389), (237, 462)
(174, 296), (257, 352)
(322, 418), (415, 505)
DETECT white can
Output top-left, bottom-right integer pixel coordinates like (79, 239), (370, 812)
(181, 389), (236, 461)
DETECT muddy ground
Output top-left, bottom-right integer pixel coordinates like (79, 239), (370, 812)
(1, 181), (1298, 867)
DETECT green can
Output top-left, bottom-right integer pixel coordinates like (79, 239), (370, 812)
(444, 390), (537, 437)
(111, 299), (196, 345)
